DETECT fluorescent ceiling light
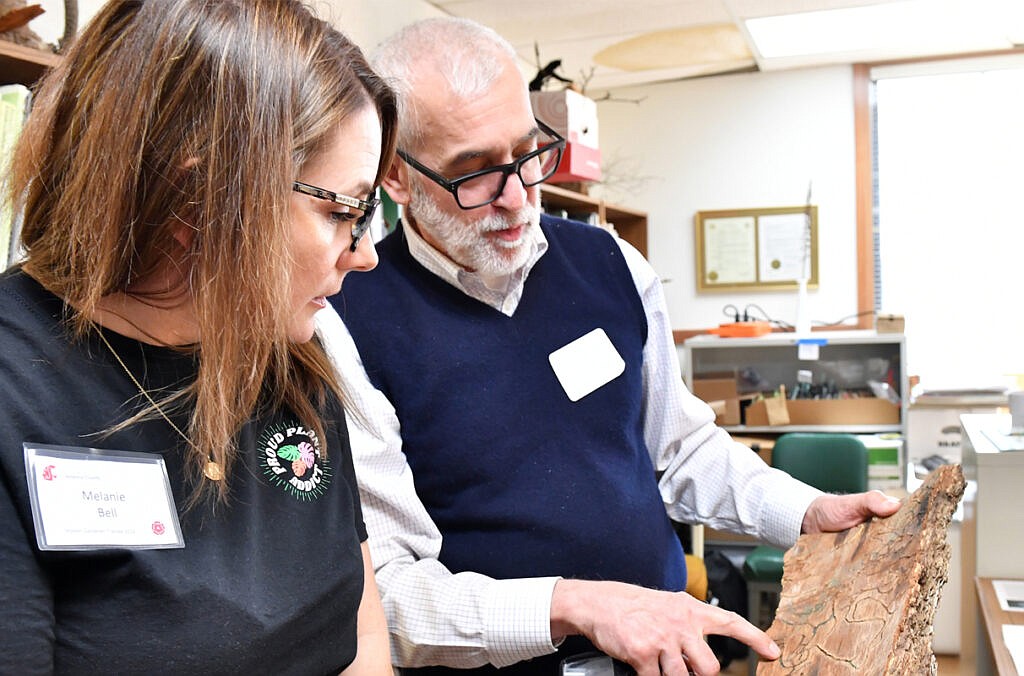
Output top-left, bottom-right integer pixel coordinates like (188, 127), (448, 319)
(745, 0), (1019, 60)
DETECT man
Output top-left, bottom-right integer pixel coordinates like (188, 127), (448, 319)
(318, 16), (901, 676)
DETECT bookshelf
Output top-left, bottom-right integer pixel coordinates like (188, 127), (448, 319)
(540, 183), (648, 258)
(0, 40), (58, 86)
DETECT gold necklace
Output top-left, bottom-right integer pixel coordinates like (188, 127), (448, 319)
(95, 327), (224, 481)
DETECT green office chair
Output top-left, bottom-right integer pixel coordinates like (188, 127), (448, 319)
(742, 433), (869, 676)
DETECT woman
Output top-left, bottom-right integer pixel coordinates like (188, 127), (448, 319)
(0, 1), (396, 673)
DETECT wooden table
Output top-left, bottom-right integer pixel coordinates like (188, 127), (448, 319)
(976, 577), (1024, 675)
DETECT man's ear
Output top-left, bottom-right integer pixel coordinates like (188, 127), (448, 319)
(381, 156), (411, 206)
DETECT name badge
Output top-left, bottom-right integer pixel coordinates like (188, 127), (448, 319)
(548, 328), (626, 402)
(24, 442), (184, 551)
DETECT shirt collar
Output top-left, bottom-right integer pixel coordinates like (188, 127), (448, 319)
(401, 217), (548, 316)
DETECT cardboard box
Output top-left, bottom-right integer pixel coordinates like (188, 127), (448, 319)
(529, 89), (599, 149)
(744, 398), (900, 427)
(875, 313), (905, 333)
(548, 141), (602, 183)
(693, 377), (740, 426)
(906, 405), (965, 464)
(906, 398), (1005, 464)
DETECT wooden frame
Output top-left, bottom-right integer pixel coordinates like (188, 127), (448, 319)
(695, 205), (818, 292)
(853, 63), (875, 330)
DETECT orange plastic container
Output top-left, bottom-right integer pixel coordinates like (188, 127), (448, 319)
(708, 321), (772, 338)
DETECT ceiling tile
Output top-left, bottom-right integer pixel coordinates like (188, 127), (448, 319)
(422, 0), (1024, 90)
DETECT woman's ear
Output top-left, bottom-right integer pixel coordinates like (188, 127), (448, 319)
(381, 157), (411, 206)
(171, 222), (197, 251)
(170, 157), (201, 250)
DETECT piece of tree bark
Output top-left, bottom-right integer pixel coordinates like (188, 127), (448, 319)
(758, 464), (966, 675)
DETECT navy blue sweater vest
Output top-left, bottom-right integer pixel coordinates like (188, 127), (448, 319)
(337, 216), (685, 594)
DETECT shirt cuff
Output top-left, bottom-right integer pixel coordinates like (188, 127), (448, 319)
(759, 476), (823, 548)
(482, 576), (561, 668)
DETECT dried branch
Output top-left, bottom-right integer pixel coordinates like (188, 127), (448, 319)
(591, 152), (661, 205)
(592, 92), (647, 105)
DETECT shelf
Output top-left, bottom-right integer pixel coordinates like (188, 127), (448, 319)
(683, 330), (908, 437)
(540, 182), (601, 210)
(683, 330), (901, 348)
(724, 424), (903, 434)
(540, 183), (647, 258)
(0, 40), (59, 86)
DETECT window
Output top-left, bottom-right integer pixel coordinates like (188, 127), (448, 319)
(873, 55), (1024, 391)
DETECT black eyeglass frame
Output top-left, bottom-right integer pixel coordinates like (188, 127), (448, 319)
(396, 118), (566, 210)
(292, 180), (380, 252)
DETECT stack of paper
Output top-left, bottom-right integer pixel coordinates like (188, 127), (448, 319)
(1002, 625), (1024, 675)
(994, 580), (1024, 674)
(994, 579), (1024, 611)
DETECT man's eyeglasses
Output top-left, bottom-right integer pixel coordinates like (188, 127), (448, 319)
(292, 180), (380, 252)
(396, 119), (566, 210)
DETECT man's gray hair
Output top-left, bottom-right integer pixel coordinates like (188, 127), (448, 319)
(371, 17), (519, 151)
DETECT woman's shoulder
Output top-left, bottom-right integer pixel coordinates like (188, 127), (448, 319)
(0, 268), (63, 329)
(0, 270), (71, 367)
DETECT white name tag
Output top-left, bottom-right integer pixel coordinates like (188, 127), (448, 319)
(24, 443), (184, 550)
(548, 328), (626, 402)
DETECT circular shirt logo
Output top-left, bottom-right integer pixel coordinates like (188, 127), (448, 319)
(258, 421), (332, 500)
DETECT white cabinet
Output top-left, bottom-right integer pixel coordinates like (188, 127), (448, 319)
(682, 330), (907, 435)
(959, 413), (1024, 675)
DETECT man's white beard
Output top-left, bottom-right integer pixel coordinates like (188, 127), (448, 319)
(407, 177), (541, 276)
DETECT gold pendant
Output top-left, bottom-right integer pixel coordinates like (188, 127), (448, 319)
(204, 461), (224, 481)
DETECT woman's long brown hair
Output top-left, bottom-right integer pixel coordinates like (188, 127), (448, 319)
(8, 0), (397, 505)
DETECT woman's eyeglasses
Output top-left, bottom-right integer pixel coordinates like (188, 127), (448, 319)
(292, 180), (380, 252)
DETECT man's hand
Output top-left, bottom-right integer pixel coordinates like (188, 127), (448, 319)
(550, 579), (780, 676)
(801, 489), (902, 534)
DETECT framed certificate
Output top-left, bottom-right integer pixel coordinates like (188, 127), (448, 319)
(695, 205), (818, 292)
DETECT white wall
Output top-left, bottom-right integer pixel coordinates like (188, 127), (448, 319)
(29, 1), (102, 45)
(39, 2), (861, 337)
(313, 0), (447, 53)
(327, 15), (863, 337)
(28, 0), (443, 56)
(592, 66), (860, 333)
(336, 7), (863, 338)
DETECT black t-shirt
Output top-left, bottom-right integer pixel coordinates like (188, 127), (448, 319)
(0, 269), (367, 675)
